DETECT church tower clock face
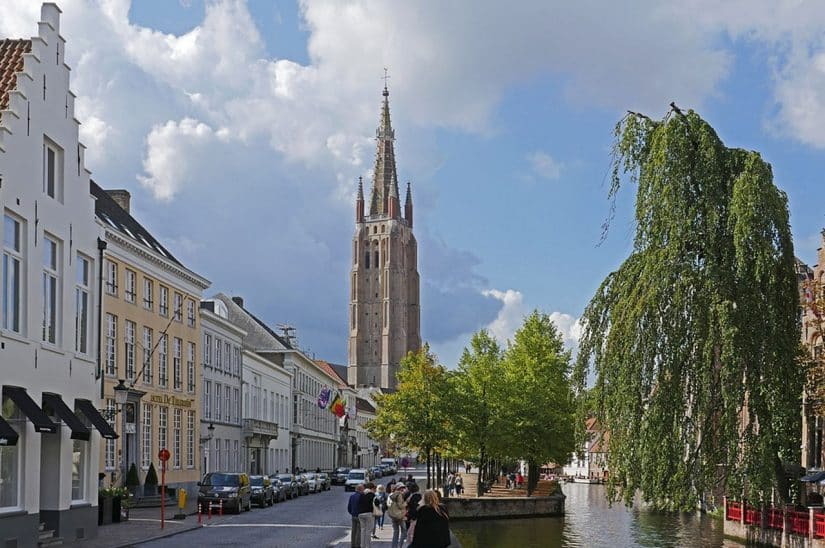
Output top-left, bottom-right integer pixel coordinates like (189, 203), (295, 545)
(347, 84), (421, 391)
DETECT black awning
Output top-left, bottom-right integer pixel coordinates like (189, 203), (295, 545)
(3, 386), (57, 433)
(0, 415), (19, 446)
(75, 399), (118, 440)
(801, 470), (825, 483)
(42, 393), (91, 441)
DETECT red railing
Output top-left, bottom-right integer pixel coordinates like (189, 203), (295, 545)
(767, 507), (783, 530)
(744, 505), (760, 525)
(790, 510), (809, 536)
(815, 512), (825, 538)
(726, 500), (742, 521)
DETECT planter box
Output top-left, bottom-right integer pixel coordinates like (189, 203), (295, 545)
(112, 496), (121, 523)
(98, 496), (113, 525)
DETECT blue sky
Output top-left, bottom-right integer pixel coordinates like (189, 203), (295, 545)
(3, 1), (825, 368)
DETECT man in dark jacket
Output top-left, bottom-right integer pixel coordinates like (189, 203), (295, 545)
(348, 484), (364, 548)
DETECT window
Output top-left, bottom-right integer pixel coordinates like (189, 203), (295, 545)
(43, 138), (63, 200)
(225, 386), (231, 422)
(204, 381), (211, 419)
(187, 300), (195, 327)
(204, 333), (212, 367)
(187, 411), (195, 468)
(143, 278), (153, 310)
(105, 259), (118, 295)
(214, 438), (221, 470)
(224, 440), (230, 473)
(142, 327), (153, 384)
(159, 285), (168, 316)
(234, 388), (240, 424)
(71, 439), (87, 502)
(233, 441), (239, 472)
(187, 342), (195, 393)
(173, 292), (183, 321)
(215, 338), (222, 370)
(173, 409), (181, 469)
(2, 214), (23, 333)
(215, 384), (222, 421)
(125, 320), (136, 381)
(224, 342), (231, 373)
(75, 254), (91, 354)
(365, 251), (370, 269)
(141, 404), (152, 469)
(173, 337), (182, 390)
(104, 399), (116, 470)
(124, 269), (136, 303)
(234, 347), (241, 376)
(158, 406), (168, 452)
(42, 236), (59, 344)
(105, 314), (117, 376)
(158, 334), (168, 387)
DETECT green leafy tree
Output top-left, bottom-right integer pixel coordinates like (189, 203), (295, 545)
(450, 329), (506, 496)
(367, 345), (451, 487)
(574, 106), (802, 510)
(501, 311), (577, 495)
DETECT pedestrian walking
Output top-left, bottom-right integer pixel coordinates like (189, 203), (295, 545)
(372, 484), (388, 537)
(348, 484), (364, 548)
(516, 471), (524, 489)
(387, 484), (408, 548)
(404, 483), (422, 544)
(454, 473), (463, 496)
(408, 489), (451, 548)
(357, 482), (377, 548)
(446, 472), (455, 496)
(508, 471), (516, 490)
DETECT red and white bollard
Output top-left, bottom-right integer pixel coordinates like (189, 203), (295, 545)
(207, 501), (213, 521)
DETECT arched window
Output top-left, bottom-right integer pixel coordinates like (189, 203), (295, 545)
(365, 251), (370, 269)
(374, 250), (379, 267)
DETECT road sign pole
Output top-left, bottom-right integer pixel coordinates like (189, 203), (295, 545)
(158, 448), (170, 530)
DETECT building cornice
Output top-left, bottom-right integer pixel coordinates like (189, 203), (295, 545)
(104, 228), (210, 290)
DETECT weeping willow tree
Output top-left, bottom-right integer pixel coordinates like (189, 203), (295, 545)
(574, 105), (802, 511)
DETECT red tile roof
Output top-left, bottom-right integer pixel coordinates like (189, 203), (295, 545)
(0, 39), (30, 113)
(315, 360), (347, 387)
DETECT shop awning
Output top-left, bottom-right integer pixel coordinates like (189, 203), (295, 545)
(42, 393), (90, 441)
(3, 386), (57, 433)
(0, 415), (19, 446)
(800, 470), (825, 483)
(75, 399), (118, 440)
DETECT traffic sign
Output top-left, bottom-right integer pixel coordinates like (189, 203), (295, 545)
(158, 448), (170, 462)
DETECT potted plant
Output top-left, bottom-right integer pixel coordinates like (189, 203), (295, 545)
(99, 486), (129, 523)
(144, 462), (159, 496)
(126, 463), (141, 496)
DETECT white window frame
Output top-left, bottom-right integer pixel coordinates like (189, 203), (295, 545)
(105, 314), (117, 376)
(104, 399), (116, 470)
(75, 254), (91, 354)
(186, 411), (195, 469)
(124, 269), (136, 304)
(43, 137), (63, 201)
(159, 285), (168, 316)
(173, 292), (183, 322)
(143, 327), (153, 385)
(204, 380), (211, 419)
(187, 300), (195, 328)
(71, 439), (87, 503)
(173, 409), (181, 469)
(42, 235), (60, 344)
(105, 259), (118, 296)
(143, 277), (153, 310)
(173, 337), (182, 390)
(125, 320), (136, 381)
(158, 334), (168, 387)
(187, 342), (195, 393)
(215, 384), (222, 422)
(204, 333), (212, 367)
(158, 406), (168, 451)
(2, 213), (23, 334)
(141, 404), (152, 470)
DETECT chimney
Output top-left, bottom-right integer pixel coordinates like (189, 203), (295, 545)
(107, 190), (131, 214)
(232, 296), (244, 308)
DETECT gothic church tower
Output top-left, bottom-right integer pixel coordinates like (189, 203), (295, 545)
(348, 85), (421, 390)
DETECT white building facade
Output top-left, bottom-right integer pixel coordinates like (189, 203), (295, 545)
(0, 5), (114, 544)
(199, 299), (245, 475)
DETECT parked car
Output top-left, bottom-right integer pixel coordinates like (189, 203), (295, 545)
(270, 477), (287, 502)
(378, 464), (392, 476)
(381, 458), (397, 474)
(275, 474), (300, 499)
(197, 472), (252, 514)
(370, 466), (383, 479)
(250, 475), (275, 507)
(317, 473), (331, 491)
(296, 474), (310, 495)
(332, 467), (350, 485)
(304, 473), (320, 493)
(345, 469), (368, 492)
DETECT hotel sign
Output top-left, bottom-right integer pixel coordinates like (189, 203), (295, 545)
(149, 394), (193, 408)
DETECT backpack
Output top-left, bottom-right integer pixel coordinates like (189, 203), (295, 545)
(387, 493), (406, 520)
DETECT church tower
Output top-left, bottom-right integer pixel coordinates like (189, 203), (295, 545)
(348, 85), (421, 390)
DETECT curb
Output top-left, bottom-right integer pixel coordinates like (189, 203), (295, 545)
(115, 521), (204, 547)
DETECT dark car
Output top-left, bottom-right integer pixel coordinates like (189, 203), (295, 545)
(198, 472), (251, 514)
(276, 474), (300, 499)
(317, 472), (331, 491)
(332, 467), (350, 485)
(250, 475), (275, 507)
(296, 474), (310, 495)
(269, 476), (287, 502)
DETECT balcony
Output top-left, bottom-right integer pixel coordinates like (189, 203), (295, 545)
(242, 418), (279, 439)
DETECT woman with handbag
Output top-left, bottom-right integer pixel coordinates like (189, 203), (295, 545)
(387, 484), (408, 548)
(372, 484), (388, 538)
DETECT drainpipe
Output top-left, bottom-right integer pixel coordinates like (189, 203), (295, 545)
(96, 237), (107, 399)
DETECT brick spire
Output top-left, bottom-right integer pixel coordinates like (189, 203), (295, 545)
(404, 181), (413, 228)
(369, 84), (400, 216)
(355, 176), (365, 223)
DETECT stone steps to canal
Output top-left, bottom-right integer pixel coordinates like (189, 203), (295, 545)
(457, 473), (558, 498)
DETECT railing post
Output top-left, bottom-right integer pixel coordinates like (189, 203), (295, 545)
(782, 504), (791, 546)
(723, 496), (727, 520)
(741, 499), (745, 526)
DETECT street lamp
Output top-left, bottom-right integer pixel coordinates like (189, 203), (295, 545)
(113, 379), (128, 405)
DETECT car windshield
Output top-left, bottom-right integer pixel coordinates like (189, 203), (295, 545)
(250, 477), (264, 486)
(203, 473), (239, 487)
(306, 473), (316, 479)
(348, 472), (365, 480)
(336, 468), (349, 474)
(277, 475), (292, 482)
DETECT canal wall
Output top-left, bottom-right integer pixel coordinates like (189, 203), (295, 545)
(445, 494), (565, 520)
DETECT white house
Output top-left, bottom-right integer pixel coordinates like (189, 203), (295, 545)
(0, 4), (115, 544)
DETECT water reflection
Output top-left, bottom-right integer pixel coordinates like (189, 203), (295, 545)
(450, 483), (745, 548)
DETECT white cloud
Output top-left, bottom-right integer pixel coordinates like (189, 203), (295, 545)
(548, 311), (583, 348)
(528, 151), (563, 181)
(482, 289), (527, 344)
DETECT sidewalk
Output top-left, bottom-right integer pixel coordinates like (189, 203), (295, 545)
(64, 498), (227, 548)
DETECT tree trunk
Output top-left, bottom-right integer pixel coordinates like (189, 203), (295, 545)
(426, 449), (432, 489)
(477, 445), (486, 497)
(527, 458), (539, 496)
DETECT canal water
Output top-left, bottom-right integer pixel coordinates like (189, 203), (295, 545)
(450, 482), (745, 548)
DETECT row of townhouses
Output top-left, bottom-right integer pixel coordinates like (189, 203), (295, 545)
(0, 5), (381, 546)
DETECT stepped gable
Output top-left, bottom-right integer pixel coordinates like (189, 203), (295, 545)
(0, 39), (31, 113)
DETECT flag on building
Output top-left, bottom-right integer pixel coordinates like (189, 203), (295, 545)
(317, 386), (331, 409)
(347, 402), (357, 420)
(330, 394), (346, 418)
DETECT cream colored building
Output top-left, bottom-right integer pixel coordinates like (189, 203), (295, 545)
(93, 185), (210, 495)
